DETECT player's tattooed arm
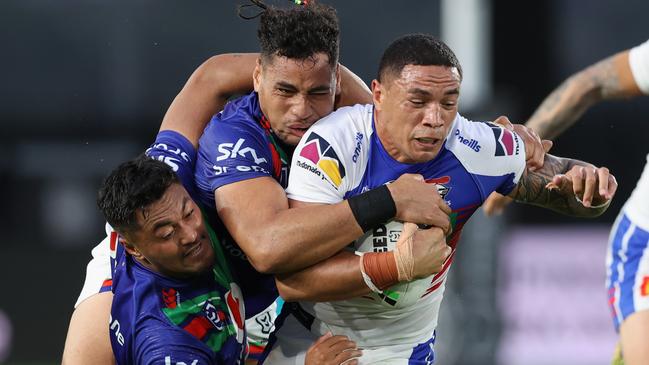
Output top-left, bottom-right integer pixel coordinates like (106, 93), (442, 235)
(508, 154), (617, 217)
(526, 50), (641, 140)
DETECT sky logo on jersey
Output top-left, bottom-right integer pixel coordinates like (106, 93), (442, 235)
(299, 132), (346, 187)
(490, 126), (519, 156)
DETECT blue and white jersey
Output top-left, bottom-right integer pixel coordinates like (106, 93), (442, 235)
(284, 104), (526, 361)
(195, 92), (291, 318)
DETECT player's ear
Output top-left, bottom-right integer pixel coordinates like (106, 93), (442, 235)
(121, 238), (143, 260)
(253, 57), (263, 92)
(371, 79), (383, 111)
(334, 64), (341, 96)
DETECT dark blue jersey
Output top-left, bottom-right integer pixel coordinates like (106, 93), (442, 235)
(195, 92), (291, 317)
(110, 130), (247, 364)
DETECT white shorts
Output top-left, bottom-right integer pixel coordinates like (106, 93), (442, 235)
(75, 227), (118, 308)
(265, 309), (437, 365)
(606, 210), (649, 331)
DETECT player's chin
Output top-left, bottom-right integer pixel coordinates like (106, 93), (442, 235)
(280, 131), (304, 146)
(185, 239), (215, 273)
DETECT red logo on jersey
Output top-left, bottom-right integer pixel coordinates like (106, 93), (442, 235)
(641, 277), (649, 297)
(162, 288), (178, 309)
(425, 176), (451, 199)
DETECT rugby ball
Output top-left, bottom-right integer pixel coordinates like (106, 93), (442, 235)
(355, 220), (433, 308)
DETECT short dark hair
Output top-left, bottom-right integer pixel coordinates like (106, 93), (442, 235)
(378, 33), (462, 82)
(258, 3), (340, 67)
(97, 155), (178, 234)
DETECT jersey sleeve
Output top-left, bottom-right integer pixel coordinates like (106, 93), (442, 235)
(194, 117), (275, 203)
(286, 109), (363, 204)
(146, 130), (198, 198)
(629, 39), (649, 94)
(135, 318), (215, 365)
(447, 115), (527, 200)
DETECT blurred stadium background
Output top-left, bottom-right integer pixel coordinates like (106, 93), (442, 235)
(0, 0), (647, 364)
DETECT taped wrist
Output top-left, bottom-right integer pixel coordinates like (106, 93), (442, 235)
(394, 235), (415, 282)
(348, 185), (397, 232)
(359, 251), (399, 292)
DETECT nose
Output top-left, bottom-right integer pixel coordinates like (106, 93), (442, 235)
(178, 216), (200, 246)
(421, 103), (444, 129)
(290, 95), (313, 122)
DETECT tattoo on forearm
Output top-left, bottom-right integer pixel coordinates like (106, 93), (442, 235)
(512, 155), (574, 209)
(526, 55), (621, 140)
(511, 155), (606, 217)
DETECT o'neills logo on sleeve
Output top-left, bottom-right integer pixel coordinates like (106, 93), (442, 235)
(298, 132), (346, 188)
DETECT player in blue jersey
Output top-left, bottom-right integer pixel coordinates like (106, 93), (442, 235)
(63, 50), (370, 364)
(64, 3), (550, 364)
(192, 6), (460, 363)
(264, 34), (620, 364)
(98, 155), (247, 364)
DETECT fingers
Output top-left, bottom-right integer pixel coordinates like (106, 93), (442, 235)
(597, 167), (612, 199)
(542, 139), (553, 153)
(328, 338), (359, 354)
(493, 115), (513, 129)
(570, 166), (585, 200)
(306, 334), (362, 365)
(400, 222), (419, 239)
(607, 174), (618, 200)
(581, 167), (597, 207)
(312, 332), (333, 346)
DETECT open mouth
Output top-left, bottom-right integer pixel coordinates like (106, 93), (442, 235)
(184, 241), (203, 258)
(414, 137), (440, 147)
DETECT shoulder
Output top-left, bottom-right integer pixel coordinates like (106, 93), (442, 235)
(287, 104), (372, 201)
(300, 104), (373, 165)
(309, 103), (373, 141)
(445, 114), (525, 177)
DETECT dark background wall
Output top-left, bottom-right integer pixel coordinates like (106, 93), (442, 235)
(0, 0), (647, 363)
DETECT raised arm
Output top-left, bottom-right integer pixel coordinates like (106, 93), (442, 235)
(160, 53), (259, 146)
(526, 50), (642, 140)
(161, 54), (372, 146)
(508, 154), (617, 217)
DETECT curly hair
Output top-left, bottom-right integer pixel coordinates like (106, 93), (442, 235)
(257, 2), (339, 67)
(97, 155), (178, 234)
(378, 33), (463, 82)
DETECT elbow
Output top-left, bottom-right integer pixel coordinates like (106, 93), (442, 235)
(275, 277), (307, 302)
(244, 241), (285, 274)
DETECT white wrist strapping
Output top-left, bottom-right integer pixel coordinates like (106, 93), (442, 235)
(356, 251), (383, 294)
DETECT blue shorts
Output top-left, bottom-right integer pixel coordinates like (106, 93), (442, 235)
(606, 211), (649, 331)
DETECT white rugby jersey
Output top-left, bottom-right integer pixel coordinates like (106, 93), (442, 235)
(285, 104), (526, 349)
(625, 39), (649, 230)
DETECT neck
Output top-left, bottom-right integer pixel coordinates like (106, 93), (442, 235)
(373, 109), (408, 163)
